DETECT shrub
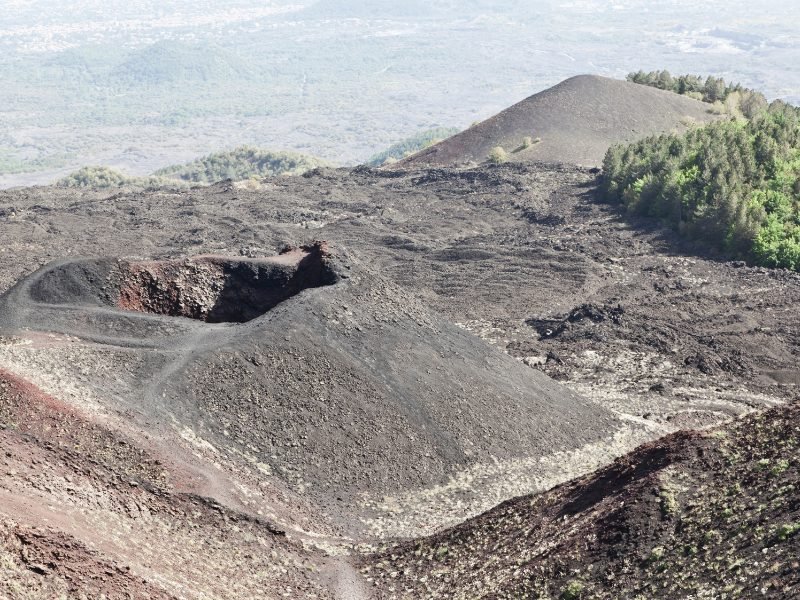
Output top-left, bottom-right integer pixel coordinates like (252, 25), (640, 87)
(487, 146), (509, 164)
(514, 136), (541, 153)
(660, 485), (679, 517)
(560, 580), (584, 599)
(647, 546), (666, 563)
(776, 523), (800, 542)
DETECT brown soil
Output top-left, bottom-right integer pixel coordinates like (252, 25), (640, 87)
(0, 367), (339, 599)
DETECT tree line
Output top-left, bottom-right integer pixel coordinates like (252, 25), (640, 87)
(602, 98), (800, 271)
(627, 70), (768, 119)
(154, 146), (329, 183)
(58, 146), (329, 188)
(57, 166), (181, 190)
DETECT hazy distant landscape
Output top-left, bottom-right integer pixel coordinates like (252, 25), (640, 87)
(2, 0), (799, 187)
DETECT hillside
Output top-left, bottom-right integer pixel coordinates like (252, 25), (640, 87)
(365, 401), (800, 598)
(366, 128), (460, 167)
(110, 40), (253, 86)
(401, 75), (720, 168)
(0, 162), (797, 596)
(0, 241), (629, 539)
(0, 367), (334, 599)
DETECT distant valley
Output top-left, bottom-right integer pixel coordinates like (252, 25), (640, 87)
(2, 0), (800, 187)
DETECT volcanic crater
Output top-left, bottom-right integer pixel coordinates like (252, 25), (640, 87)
(25, 241), (339, 324)
(113, 242), (338, 323)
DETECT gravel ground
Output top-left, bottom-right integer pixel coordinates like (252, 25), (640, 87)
(0, 161), (797, 597)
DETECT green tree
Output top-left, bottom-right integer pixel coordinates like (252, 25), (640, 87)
(602, 99), (800, 270)
(703, 76), (726, 103)
(626, 71), (766, 113)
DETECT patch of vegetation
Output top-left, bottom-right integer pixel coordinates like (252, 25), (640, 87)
(366, 127), (460, 166)
(771, 459), (791, 476)
(560, 579), (584, 599)
(0, 149), (75, 176)
(487, 146), (509, 164)
(56, 166), (181, 190)
(154, 146), (330, 183)
(602, 100), (800, 270)
(647, 546), (666, 564)
(774, 523), (800, 543)
(660, 484), (679, 518)
(110, 40), (253, 86)
(627, 70), (768, 118)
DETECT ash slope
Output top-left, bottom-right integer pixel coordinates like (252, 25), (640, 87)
(401, 75), (718, 168)
(0, 367), (341, 600)
(365, 401), (800, 599)
(0, 243), (623, 538)
(0, 163), (798, 597)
